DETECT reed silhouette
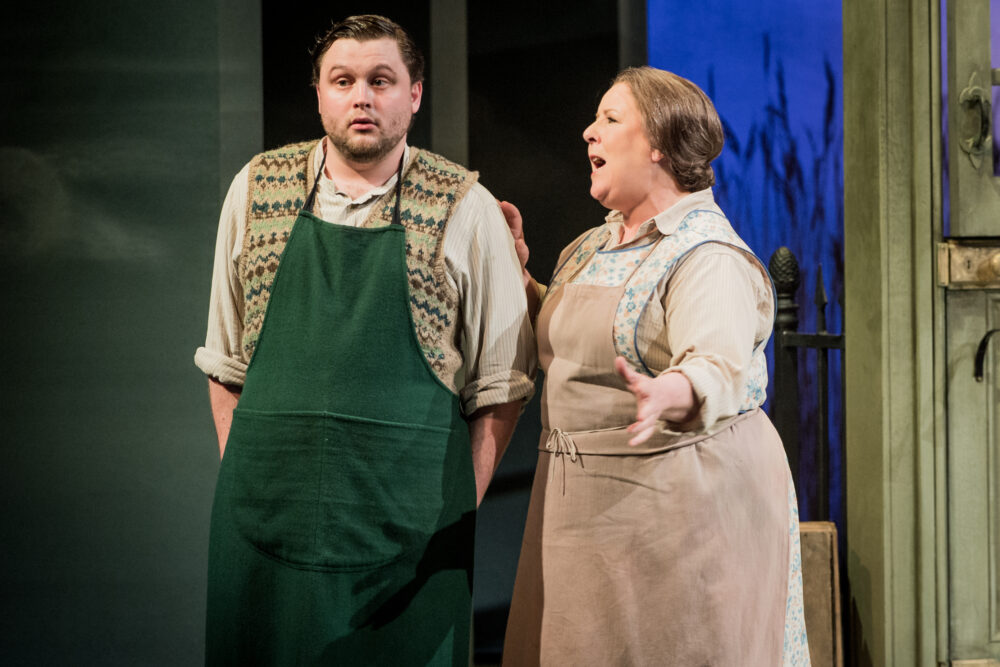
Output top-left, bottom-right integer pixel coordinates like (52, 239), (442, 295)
(707, 34), (844, 525)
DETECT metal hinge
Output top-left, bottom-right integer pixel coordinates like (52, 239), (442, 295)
(937, 241), (1000, 289)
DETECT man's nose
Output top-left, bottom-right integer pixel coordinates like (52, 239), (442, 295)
(352, 83), (374, 107)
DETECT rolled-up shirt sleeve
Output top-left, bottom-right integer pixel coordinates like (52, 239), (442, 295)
(659, 245), (772, 431)
(194, 164), (251, 386)
(195, 165), (538, 404)
(446, 183), (537, 414)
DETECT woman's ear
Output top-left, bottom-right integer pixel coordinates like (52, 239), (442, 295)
(651, 149), (664, 163)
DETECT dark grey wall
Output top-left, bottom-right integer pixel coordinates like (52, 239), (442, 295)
(468, 2), (620, 280)
(0, 2), (261, 663)
(0, 1), (622, 663)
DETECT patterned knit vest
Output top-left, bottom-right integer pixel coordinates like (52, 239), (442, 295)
(237, 140), (478, 394)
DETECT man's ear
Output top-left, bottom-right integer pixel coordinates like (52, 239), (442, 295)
(410, 81), (423, 114)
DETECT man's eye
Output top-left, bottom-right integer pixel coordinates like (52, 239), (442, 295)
(606, 117), (618, 124)
(335, 78), (351, 87)
(372, 78), (389, 87)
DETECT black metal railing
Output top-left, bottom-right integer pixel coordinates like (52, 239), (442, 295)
(768, 246), (845, 520)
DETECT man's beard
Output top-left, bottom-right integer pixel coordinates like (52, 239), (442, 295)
(325, 118), (408, 164)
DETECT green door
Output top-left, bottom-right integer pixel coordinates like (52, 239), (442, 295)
(945, 288), (1000, 663)
(945, 1), (1000, 664)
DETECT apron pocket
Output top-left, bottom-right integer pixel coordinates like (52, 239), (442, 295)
(225, 409), (453, 571)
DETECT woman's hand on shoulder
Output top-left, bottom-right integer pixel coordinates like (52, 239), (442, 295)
(499, 200), (530, 276)
(614, 357), (698, 445)
(498, 200), (542, 317)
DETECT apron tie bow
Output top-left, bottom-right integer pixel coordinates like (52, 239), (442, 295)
(545, 428), (581, 494)
(545, 428), (579, 461)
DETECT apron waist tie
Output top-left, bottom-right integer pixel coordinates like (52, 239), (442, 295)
(544, 427), (579, 461)
(538, 411), (757, 458)
(544, 428), (582, 495)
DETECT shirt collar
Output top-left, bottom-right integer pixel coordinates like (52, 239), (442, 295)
(603, 187), (720, 242)
(312, 139), (412, 204)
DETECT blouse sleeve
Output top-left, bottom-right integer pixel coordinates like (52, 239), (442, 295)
(659, 243), (772, 431)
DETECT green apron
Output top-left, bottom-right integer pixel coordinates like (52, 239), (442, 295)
(206, 162), (477, 666)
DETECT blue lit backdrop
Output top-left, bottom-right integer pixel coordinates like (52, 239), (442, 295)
(648, 1), (844, 526)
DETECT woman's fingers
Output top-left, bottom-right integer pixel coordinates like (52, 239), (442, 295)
(614, 357), (659, 444)
(614, 356), (642, 386)
(617, 357), (661, 445)
(628, 423), (657, 446)
(617, 361), (650, 404)
(498, 201), (529, 270)
(638, 398), (665, 421)
(499, 201), (524, 238)
(628, 405), (659, 432)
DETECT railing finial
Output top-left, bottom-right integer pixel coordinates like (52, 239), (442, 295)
(769, 246), (801, 295)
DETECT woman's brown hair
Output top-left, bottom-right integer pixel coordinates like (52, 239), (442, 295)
(613, 67), (723, 192)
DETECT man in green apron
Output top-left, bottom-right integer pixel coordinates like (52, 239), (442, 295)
(193, 14), (536, 665)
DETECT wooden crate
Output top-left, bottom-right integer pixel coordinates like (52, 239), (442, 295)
(801, 521), (843, 667)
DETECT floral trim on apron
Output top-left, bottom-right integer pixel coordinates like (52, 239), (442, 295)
(551, 209), (773, 411)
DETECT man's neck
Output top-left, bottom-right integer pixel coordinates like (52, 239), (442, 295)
(321, 137), (407, 199)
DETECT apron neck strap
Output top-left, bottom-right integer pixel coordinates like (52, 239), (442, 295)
(390, 152), (404, 227)
(303, 145), (406, 227)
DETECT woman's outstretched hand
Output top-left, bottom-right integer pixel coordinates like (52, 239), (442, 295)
(614, 357), (698, 445)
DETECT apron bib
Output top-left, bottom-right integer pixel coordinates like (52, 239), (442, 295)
(206, 163), (476, 666)
(504, 245), (791, 666)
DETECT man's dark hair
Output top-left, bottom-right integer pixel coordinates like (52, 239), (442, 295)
(310, 14), (425, 86)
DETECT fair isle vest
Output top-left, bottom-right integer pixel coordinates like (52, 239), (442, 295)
(547, 209), (774, 412)
(237, 140), (478, 394)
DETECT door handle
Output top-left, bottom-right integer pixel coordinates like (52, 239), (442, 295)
(974, 328), (1000, 382)
(959, 71), (993, 170)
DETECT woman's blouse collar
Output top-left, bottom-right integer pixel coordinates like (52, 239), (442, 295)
(602, 188), (717, 248)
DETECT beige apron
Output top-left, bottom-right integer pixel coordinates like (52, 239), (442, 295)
(503, 274), (792, 666)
